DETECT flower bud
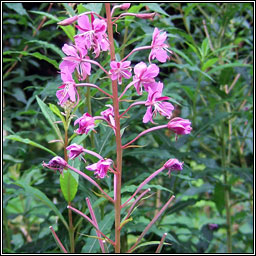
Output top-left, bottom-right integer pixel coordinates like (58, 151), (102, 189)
(66, 143), (85, 160)
(43, 156), (67, 174)
(74, 113), (95, 135)
(120, 3), (131, 10)
(167, 117), (192, 135)
(136, 13), (156, 20)
(58, 16), (78, 26)
(164, 158), (183, 172)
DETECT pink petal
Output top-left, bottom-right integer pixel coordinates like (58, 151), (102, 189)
(93, 19), (107, 34)
(86, 163), (98, 171)
(121, 61), (131, 68)
(143, 106), (153, 123)
(155, 49), (169, 63)
(60, 61), (77, 78)
(144, 64), (159, 79)
(62, 44), (78, 57)
(110, 61), (118, 69)
(134, 62), (147, 76)
(77, 15), (91, 31)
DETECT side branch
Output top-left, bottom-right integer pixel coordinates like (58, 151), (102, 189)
(127, 195), (175, 253)
(76, 83), (113, 98)
(122, 125), (168, 149)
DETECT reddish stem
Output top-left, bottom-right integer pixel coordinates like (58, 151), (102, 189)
(122, 125), (168, 149)
(105, 3), (123, 253)
(49, 226), (68, 253)
(127, 195), (175, 253)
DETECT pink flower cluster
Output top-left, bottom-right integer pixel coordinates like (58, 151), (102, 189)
(56, 14), (109, 108)
(45, 6), (192, 180)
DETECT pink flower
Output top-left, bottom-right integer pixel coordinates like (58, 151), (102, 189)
(110, 61), (132, 85)
(74, 113), (95, 135)
(58, 15), (78, 26)
(167, 117), (192, 135)
(66, 143), (85, 160)
(86, 159), (113, 179)
(56, 66), (78, 107)
(133, 62), (159, 95)
(120, 3), (131, 10)
(74, 14), (109, 58)
(164, 158), (183, 176)
(143, 82), (174, 123)
(101, 104), (115, 128)
(59, 44), (91, 81)
(149, 28), (172, 63)
(43, 156), (67, 174)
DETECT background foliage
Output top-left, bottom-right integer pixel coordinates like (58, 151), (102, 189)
(3, 3), (253, 253)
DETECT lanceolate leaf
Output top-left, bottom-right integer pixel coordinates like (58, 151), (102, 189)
(26, 40), (65, 58)
(129, 241), (171, 253)
(15, 181), (69, 230)
(3, 50), (59, 69)
(5, 135), (57, 156)
(36, 96), (63, 143)
(60, 170), (78, 202)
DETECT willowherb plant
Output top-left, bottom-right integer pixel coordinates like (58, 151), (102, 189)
(42, 3), (192, 253)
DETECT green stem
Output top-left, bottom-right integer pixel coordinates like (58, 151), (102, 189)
(64, 118), (75, 253)
(86, 77), (95, 148)
(3, 208), (11, 250)
(192, 72), (202, 127)
(105, 3), (123, 253)
(221, 123), (232, 253)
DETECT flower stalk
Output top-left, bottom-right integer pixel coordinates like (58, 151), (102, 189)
(105, 3), (123, 253)
(127, 195), (175, 253)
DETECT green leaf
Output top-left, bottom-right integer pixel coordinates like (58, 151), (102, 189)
(193, 112), (231, 137)
(4, 135), (57, 156)
(208, 63), (252, 74)
(202, 58), (219, 71)
(201, 38), (209, 60)
(60, 25), (75, 42)
(129, 241), (171, 253)
(167, 199), (197, 214)
(49, 103), (65, 123)
(60, 170), (78, 202)
(142, 3), (169, 16)
(212, 183), (226, 214)
(121, 184), (173, 195)
(62, 3), (76, 16)
(81, 211), (115, 253)
(5, 3), (28, 16)
(83, 3), (103, 14)
(36, 96), (63, 142)
(171, 48), (194, 66)
(29, 10), (59, 22)
(3, 50), (59, 69)
(185, 41), (201, 59)
(77, 3), (87, 14)
(26, 40), (65, 58)
(184, 3), (197, 17)
(3, 154), (23, 163)
(181, 85), (195, 101)
(125, 4), (144, 27)
(15, 180), (69, 230)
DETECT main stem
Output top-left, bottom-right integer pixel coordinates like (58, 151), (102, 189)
(221, 123), (232, 253)
(105, 3), (123, 253)
(64, 121), (75, 253)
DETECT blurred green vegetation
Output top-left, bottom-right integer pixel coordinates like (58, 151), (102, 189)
(3, 3), (253, 253)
